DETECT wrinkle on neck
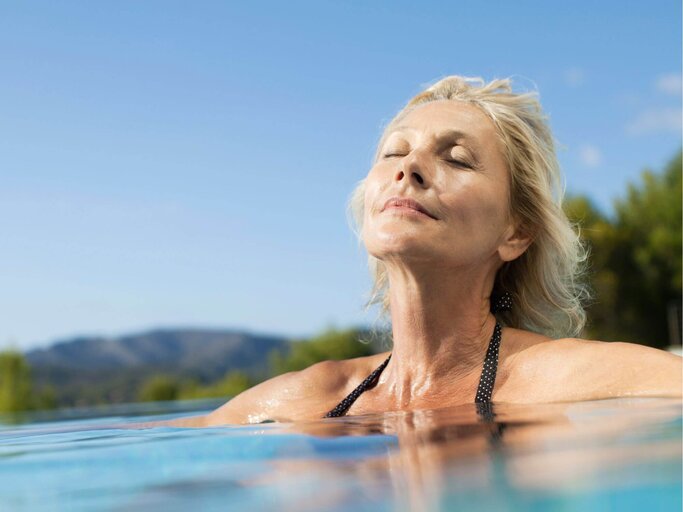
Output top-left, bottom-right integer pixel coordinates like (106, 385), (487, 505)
(377, 261), (500, 406)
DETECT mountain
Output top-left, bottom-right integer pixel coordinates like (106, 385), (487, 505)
(26, 328), (290, 376)
(24, 328), (292, 407)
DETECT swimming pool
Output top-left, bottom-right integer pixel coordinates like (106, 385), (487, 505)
(1, 397), (680, 511)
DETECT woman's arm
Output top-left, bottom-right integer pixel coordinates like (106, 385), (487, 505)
(128, 374), (295, 428)
(202, 360), (344, 426)
(128, 360), (342, 428)
(129, 414), (210, 428)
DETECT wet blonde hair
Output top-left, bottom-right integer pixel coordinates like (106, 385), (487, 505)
(348, 75), (589, 339)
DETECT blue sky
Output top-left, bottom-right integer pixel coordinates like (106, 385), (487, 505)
(1, 1), (681, 350)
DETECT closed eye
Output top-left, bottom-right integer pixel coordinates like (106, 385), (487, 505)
(383, 153), (407, 158)
(445, 159), (470, 168)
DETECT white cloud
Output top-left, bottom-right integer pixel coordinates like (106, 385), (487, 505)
(578, 144), (602, 168)
(655, 73), (682, 95)
(626, 107), (682, 136)
(564, 67), (585, 87)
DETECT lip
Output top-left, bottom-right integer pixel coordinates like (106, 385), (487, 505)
(381, 196), (437, 219)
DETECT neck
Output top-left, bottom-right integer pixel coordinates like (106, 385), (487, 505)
(378, 263), (498, 408)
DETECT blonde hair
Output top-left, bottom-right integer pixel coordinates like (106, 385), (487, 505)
(348, 75), (590, 339)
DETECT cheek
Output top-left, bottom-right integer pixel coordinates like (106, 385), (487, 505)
(362, 170), (384, 221)
(440, 179), (509, 233)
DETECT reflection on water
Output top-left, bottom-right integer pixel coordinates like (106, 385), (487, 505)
(0, 398), (680, 511)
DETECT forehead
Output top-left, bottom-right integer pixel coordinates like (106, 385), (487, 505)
(388, 100), (501, 152)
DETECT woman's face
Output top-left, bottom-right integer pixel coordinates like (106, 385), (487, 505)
(362, 99), (526, 271)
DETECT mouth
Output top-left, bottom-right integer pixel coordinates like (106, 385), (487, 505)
(381, 196), (437, 220)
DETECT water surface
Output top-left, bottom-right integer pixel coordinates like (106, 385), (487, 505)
(0, 398), (680, 511)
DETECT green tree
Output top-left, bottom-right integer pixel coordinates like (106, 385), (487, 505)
(32, 385), (58, 410)
(563, 194), (619, 339)
(269, 327), (374, 375)
(138, 374), (180, 402)
(178, 371), (253, 400)
(610, 151), (682, 347)
(0, 350), (33, 412)
(564, 150), (682, 347)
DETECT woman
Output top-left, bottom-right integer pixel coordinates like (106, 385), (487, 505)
(152, 75), (682, 428)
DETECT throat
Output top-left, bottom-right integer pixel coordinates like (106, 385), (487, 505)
(378, 321), (503, 406)
(324, 321), (504, 418)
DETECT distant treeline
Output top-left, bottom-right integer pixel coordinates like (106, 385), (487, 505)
(136, 327), (378, 403)
(1, 150), (680, 413)
(0, 327), (377, 412)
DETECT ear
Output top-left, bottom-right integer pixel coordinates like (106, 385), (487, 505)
(498, 222), (534, 262)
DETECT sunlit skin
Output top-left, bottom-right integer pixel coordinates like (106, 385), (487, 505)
(360, 99), (533, 410)
(113, 148), (683, 504)
(131, 99), (682, 429)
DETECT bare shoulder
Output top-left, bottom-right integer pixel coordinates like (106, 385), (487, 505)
(505, 334), (683, 402)
(583, 339), (682, 398)
(204, 357), (370, 426)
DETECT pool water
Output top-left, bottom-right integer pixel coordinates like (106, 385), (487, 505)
(0, 397), (680, 511)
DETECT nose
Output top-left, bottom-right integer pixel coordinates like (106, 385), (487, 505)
(394, 151), (429, 187)
(394, 169), (425, 186)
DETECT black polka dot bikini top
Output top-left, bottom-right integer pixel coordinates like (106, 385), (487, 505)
(323, 321), (504, 418)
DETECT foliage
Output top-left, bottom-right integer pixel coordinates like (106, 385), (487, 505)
(0, 350), (33, 412)
(564, 150), (682, 347)
(32, 385), (58, 410)
(134, 328), (375, 404)
(0, 350), (58, 413)
(138, 374), (180, 402)
(178, 371), (253, 400)
(563, 194), (619, 339)
(268, 326), (375, 375)
(610, 150), (682, 346)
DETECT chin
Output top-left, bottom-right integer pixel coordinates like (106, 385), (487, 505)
(364, 231), (434, 260)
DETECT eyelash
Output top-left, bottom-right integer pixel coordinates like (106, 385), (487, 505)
(445, 159), (470, 168)
(382, 153), (470, 168)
